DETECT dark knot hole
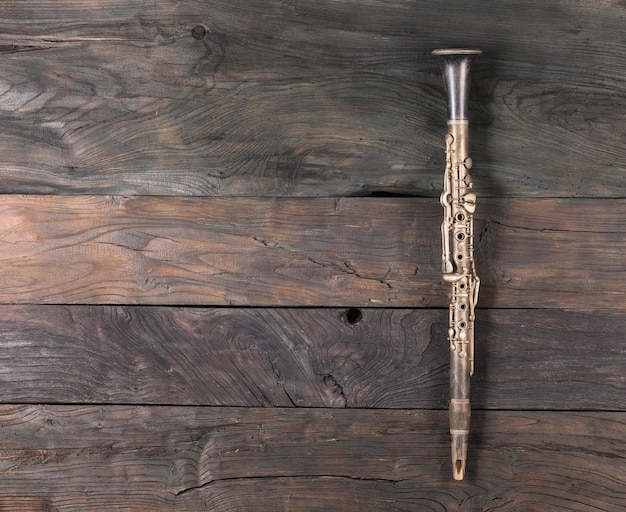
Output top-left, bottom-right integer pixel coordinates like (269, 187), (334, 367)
(343, 308), (363, 326)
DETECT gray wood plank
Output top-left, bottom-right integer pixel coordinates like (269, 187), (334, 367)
(0, 306), (623, 411)
(0, 0), (622, 197)
(0, 406), (623, 511)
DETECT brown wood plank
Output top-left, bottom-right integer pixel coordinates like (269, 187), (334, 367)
(0, 195), (623, 308)
(475, 198), (626, 309)
(0, 405), (623, 511)
(0, 0), (622, 197)
(0, 195), (432, 306)
(0, 306), (624, 411)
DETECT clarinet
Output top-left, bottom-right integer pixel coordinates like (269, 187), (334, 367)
(432, 48), (481, 480)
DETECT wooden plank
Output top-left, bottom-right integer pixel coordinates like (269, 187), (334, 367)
(0, 0), (622, 197)
(0, 306), (624, 411)
(473, 309), (626, 411)
(0, 195), (623, 308)
(475, 198), (626, 309)
(0, 195), (432, 306)
(0, 405), (623, 511)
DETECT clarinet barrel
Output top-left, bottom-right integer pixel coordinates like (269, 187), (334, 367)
(432, 48), (481, 481)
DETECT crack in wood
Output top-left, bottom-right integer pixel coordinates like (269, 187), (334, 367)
(171, 474), (405, 499)
(322, 373), (347, 408)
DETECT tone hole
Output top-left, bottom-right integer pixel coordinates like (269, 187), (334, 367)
(343, 308), (363, 326)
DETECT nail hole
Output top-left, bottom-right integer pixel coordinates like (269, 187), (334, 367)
(343, 308), (363, 326)
(191, 25), (207, 40)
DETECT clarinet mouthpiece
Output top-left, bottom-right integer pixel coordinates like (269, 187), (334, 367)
(451, 431), (469, 480)
(453, 458), (466, 481)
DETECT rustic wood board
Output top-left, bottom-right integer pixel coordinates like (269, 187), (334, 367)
(0, 195), (432, 306)
(0, 195), (623, 308)
(0, 306), (624, 411)
(0, 0), (623, 197)
(0, 405), (623, 511)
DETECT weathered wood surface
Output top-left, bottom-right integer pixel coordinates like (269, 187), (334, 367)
(0, 0), (623, 197)
(0, 405), (623, 511)
(0, 195), (429, 306)
(0, 1), (623, 508)
(0, 195), (623, 308)
(0, 306), (624, 411)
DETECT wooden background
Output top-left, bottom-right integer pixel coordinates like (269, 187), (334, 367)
(0, 1), (624, 510)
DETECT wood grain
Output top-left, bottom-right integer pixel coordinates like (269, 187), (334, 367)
(0, 306), (624, 411)
(0, 405), (623, 511)
(0, 195), (623, 308)
(0, 195), (432, 306)
(475, 198), (626, 309)
(0, 0), (622, 197)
